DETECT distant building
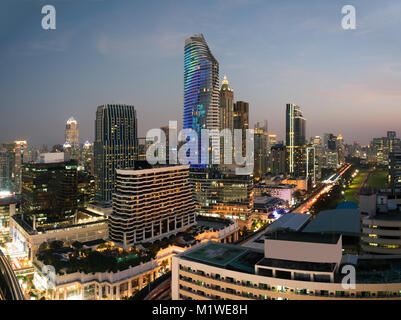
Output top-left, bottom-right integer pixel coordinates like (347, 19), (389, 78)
(0, 148), (12, 190)
(190, 166), (254, 229)
(65, 117), (80, 161)
(233, 101), (249, 157)
(286, 104), (308, 178)
(39, 152), (65, 164)
(254, 121), (268, 179)
(269, 144), (286, 175)
(81, 140), (94, 176)
(256, 184), (296, 206)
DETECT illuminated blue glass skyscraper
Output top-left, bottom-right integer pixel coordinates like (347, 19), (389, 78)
(184, 34), (220, 167)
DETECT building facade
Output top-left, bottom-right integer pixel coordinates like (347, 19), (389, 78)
(109, 164), (196, 247)
(190, 167), (254, 228)
(286, 104), (305, 177)
(94, 104), (138, 201)
(184, 34), (220, 167)
(21, 160), (78, 229)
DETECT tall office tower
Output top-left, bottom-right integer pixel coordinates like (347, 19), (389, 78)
(388, 131), (396, 140)
(327, 134), (337, 151)
(389, 151), (401, 195)
(65, 117), (80, 161)
(190, 166), (254, 229)
(336, 134), (345, 165)
(269, 144), (286, 175)
(233, 101), (249, 156)
(21, 160), (78, 229)
(0, 149), (11, 190)
(13, 140), (27, 194)
(94, 104), (138, 202)
(267, 134), (277, 153)
(254, 121), (268, 179)
(325, 134), (339, 169)
(311, 136), (323, 179)
(387, 131), (401, 153)
(1, 143), (15, 191)
(286, 104), (306, 176)
(82, 140), (94, 176)
(65, 117), (79, 147)
(109, 163), (196, 247)
(184, 34), (220, 166)
(219, 75), (234, 163)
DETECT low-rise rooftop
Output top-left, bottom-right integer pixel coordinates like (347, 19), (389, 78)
(265, 230), (341, 245)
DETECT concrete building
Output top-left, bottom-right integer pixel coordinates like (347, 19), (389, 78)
(10, 212), (108, 261)
(39, 152), (65, 164)
(109, 163), (196, 247)
(172, 233), (401, 300)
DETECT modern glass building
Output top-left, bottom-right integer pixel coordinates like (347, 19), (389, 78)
(94, 104), (138, 201)
(21, 160), (78, 229)
(233, 101), (249, 157)
(286, 104), (306, 176)
(184, 34), (220, 167)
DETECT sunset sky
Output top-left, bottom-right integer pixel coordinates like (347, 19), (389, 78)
(1, 0), (400, 147)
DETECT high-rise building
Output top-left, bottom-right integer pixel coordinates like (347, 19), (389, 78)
(94, 104), (138, 201)
(65, 117), (80, 162)
(269, 144), (286, 175)
(310, 136), (323, 179)
(254, 121), (268, 179)
(389, 151), (401, 195)
(21, 160), (78, 229)
(13, 140), (27, 194)
(233, 101), (249, 157)
(109, 163), (196, 247)
(219, 75), (234, 163)
(286, 104), (305, 176)
(184, 34), (220, 166)
(65, 117), (79, 147)
(82, 140), (94, 176)
(371, 132), (401, 165)
(0, 148), (11, 190)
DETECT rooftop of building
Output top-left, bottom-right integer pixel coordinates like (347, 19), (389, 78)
(179, 242), (401, 284)
(12, 212), (106, 235)
(194, 215), (233, 231)
(264, 230), (341, 245)
(266, 213), (312, 232)
(0, 196), (19, 205)
(257, 257), (337, 272)
(302, 208), (360, 237)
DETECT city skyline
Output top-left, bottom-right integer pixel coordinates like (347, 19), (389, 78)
(1, 0), (401, 147)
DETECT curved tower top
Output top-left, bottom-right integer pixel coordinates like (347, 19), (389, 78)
(184, 33), (220, 166)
